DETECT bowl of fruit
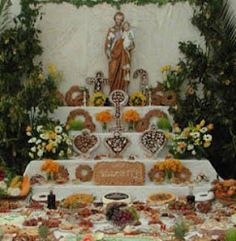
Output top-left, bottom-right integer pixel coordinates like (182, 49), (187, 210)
(212, 179), (236, 205)
(105, 202), (139, 230)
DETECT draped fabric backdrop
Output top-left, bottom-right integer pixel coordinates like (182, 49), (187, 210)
(10, 0), (236, 94)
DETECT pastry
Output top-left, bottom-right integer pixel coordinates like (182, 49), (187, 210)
(75, 164), (93, 182)
(54, 165), (69, 183)
(140, 125), (166, 155)
(30, 174), (46, 185)
(73, 130), (99, 155)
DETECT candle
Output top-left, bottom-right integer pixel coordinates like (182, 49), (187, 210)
(83, 90), (87, 107)
(149, 90), (152, 106)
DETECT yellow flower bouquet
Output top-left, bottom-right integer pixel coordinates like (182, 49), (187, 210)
(129, 91), (146, 106)
(89, 92), (106, 106)
(169, 120), (214, 159)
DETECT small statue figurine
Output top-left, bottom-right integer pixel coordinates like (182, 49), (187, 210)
(105, 12), (135, 93)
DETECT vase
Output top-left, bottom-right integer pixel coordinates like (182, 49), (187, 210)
(102, 122), (107, 131)
(47, 172), (54, 181)
(165, 170), (172, 183)
(128, 122), (134, 131)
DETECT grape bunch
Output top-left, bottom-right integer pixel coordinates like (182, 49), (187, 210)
(111, 209), (133, 226)
(105, 202), (134, 226)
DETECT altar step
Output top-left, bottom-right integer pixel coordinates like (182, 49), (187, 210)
(25, 159), (216, 201)
(31, 182), (212, 202)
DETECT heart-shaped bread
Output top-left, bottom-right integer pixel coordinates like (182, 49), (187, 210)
(73, 130), (99, 154)
(140, 125), (166, 155)
(105, 131), (130, 155)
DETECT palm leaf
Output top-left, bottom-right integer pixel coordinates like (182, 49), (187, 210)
(209, 0), (236, 60)
(0, 0), (12, 35)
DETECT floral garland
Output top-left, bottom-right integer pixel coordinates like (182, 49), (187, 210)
(45, 0), (190, 9)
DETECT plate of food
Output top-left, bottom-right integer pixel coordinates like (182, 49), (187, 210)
(147, 192), (175, 206)
(212, 179), (236, 205)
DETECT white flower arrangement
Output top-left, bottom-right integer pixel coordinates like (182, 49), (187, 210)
(169, 120), (214, 159)
(26, 123), (72, 160)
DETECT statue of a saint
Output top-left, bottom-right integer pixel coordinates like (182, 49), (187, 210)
(105, 12), (135, 92)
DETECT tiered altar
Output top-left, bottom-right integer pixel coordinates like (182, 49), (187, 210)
(25, 106), (218, 201)
(1, 4), (236, 241)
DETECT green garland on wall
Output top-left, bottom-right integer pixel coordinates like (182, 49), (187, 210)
(44, 0), (192, 8)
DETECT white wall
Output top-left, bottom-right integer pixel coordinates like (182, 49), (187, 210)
(10, 1), (236, 95)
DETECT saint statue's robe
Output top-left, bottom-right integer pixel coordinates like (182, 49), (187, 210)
(105, 27), (134, 92)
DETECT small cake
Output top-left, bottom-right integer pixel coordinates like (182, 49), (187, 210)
(102, 192), (131, 205)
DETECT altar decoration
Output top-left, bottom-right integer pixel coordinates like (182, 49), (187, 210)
(27, 123), (72, 160)
(212, 179), (236, 204)
(122, 109), (141, 131)
(67, 119), (85, 131)
(106, 202), (139, 229)
(168, 120), (213, 159)
(135, 109), (166, 132)
(140, 124), (166, 156)
(76, 164), (93, 182)
(53, 165), (70, 184)
(66, 109), (96, 132)
(93, 161), (145, 185)
(73, 130), (100, 156)
(133, 69), (149, 92)
(148, 159), (191, 184)
(109, 90), (129, 131)
(41, 159), (60, 181)
(65, 85), (88, 106)
(86, 71), (108, 93)
(96, 110), (113, 131)
(105, 131), (130, 157)
(157, 117), (172, 131)
(89, 92), (107, 106)
(129, 91), (146, 106)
